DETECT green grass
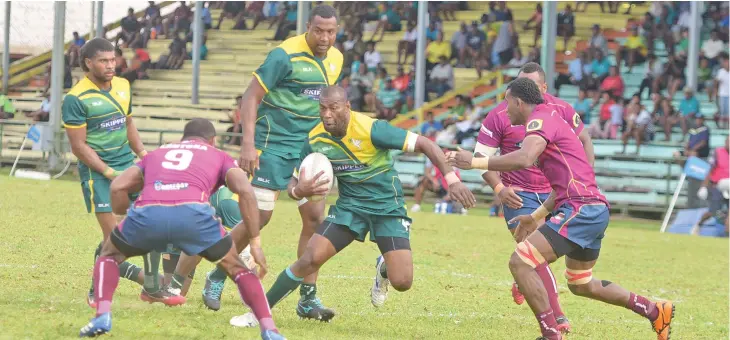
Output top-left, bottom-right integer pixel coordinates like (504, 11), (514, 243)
(0, 176), (727, 339)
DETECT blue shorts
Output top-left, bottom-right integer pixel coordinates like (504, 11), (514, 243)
(118, 203), (227, 256)
(503, 191), (550, 229)
(543, 203), (609, 250)
(719, 96), (729, 117)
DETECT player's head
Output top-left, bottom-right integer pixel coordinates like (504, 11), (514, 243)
(306, 4), (338, 57)
(80, 38), (116, 81)
(516, 62), (547, 94)
(319, 85), (350, 136)
(182, 118), (217, 145)
(505, 77), (545, 125)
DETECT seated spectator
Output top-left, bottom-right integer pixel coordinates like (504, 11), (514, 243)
(272, 2), (297, 41)
(427, 56), (454, 98)
(148, 17), (164, 41)
(363, 42), (382, 74)
(350, 64), (375, 111)
(715, 52), (730, 128)
(703, 30), (727, 68)
(660, 54), (687, 100)
(679, 87), (700, 136)
(619, 102), (655, 155)
(68, 32), (85, 69)
(588, 24), (608, 56)
(0, 93), (16, 119)
(600, 66), (625, 98)
(654, 95), (679, 142)
(490, 14), (516, 69)
(426, 31), (451, 72)
(410, 158), (460, 213)
(392, 66), (410, 93)
(451, 22), (468, 67)
(217, 1), (246, 29)
(617, 27), (648, 73)
(375, 77), (402, 121)
(591, 49), (611, 83)
(554, 51), (593, 96)
(522, 3), (543, 47)
(122, 48), (151, 84)
(114, 48), (128, 75)
(159, 32), (187, 70)
(397, 22), (417, 65)
(694, 137), (730, 235)
(372, 67), (388, 93)
(573, 88), (592, 124)
(675, 28), (691, 59)
(117, 8), (143, 48)
(465, 21), (486, 68)
(588, 92), (616, 139)
(698, 58), (715, 102)
(420, 111), (443, 138)
(143, 1), (161, 27)
(638, 53), (663, 99)
(673, 114), (711, 159)
(188, 36), (208, 60)
(165, 1), (192, 38)
(654, 4), (676, 55)
(370, 3), (402, 42)
(556, 4), (575, 52)
(25, 92), (50, 122)
(505, 48), (529, 69)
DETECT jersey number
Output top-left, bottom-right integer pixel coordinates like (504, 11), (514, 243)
(162, 149), (194, 171)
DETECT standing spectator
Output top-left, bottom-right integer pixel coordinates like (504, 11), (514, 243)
(638, 53), (663, 99)
(465, 21), (486, 68)
(678, 87), (700, 138)
(427, 56), (454, 98)
(695, 137), (730, 234)
(117, 8), (142, 48)
(556, 4), (575, 52)
(491, 13), (515, 69)
(397, 22), (417, 65)
(143, 1), (161, 25)
(600, 66), (625, 99)
(201, 2), (212, 30)
(426, 21), (439, 41)
(607, 96), (625, 139)
(573, 88), (593, 124)
(451, 22), (468, 67)
(616, 27), (648, 73)
(588, 24), (608, 56)
(522, 3), (543, 47)
(426, 31), (451, 72)
(363, 42), (382, 73)
(68, 32), (86, 68)
(702, 30), (727, 68)
(715, 52), (730, 128)
(376, 77), (402, 121)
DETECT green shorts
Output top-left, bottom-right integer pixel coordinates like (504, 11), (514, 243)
(78, 161), (136, 214)
(324, 205), (411, 242)
(250, 149), (299, 191)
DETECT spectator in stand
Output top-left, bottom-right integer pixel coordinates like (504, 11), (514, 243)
(363, 41), (382, 73)
(574, 88), (592, 124)
(589, 92), (615, 139)
(695, 137), (730, 235)
(117, 8), (143, 48)
(608, 95), (625, 139)
(491, 2), (513, 22)
(201, 2), (212, 30)
(350, 64), (375, 111)
(188, 35), (208, 60)
(397, 21), (417, 65)
(505, 48), (529, 69)
(165, 1), (192, 38)
(654, 95), (679, 142)
(427, 56), (454, 99)
(591, 49), (611, 83)
(465, 21), (486, 69)
(426, 21), (439, 41)
(675, 28), (691, 59)
(426, 31), (451, 72)
(272, 2), (297, 41)
(673, 114), (711, 160)
(421, 111), (443, 139)
(619, 101), (655, 155)
(654, 4), (676, 55)
(375, 77), (401, 121)
(638, 53), (663, 99)
(451, 22), (468, 67)
(698, 58), (715, 102)
(392, 66), (414, 109)
(0, 93), (16, 119)
(122, 48), (151, 84)
(617, 27), (648, 73)
(370, 2), (402, 42)
(554, 51), (592, 96)
(343, 31), (367, 69)
(114, 48), (128, 75)
(143, 1), (161, 25)
(68, 32), (86, 69)
(410, 158), (459, 213)
(372, 67), (388, 94)
(678, 87), (700, 137)
(160, 31), (187, 70)
(522, 3), (542, 47)
(25, 91), (51, 122)
(702, 30), (727, 68)
(556, 4), (575, 53)
(216, 1), (246, 30)
(715, 52), (730, 128)
(600, 66), (625, 99)
(588, 24), (608, 56)
(491, 13), (515, 69)
(148, 17), (164, 41)
(661, 54), (687, 100)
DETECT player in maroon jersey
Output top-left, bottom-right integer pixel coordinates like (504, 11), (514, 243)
(78, 119), (285, 340)
(447, 78), (674, 340)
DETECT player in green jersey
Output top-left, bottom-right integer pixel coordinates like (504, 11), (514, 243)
(229, 86), (476, 327)
(168, 5), (344, 321)
(62, 38), (174, 308)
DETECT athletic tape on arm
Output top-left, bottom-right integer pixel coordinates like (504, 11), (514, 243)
(474, 142), (498, 175)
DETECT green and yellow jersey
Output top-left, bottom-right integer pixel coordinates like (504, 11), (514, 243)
(252, 33), (344, 160)
(210, 186), (242, 230)
(62, 76), (134, 177)
(298, 111), (419, 215)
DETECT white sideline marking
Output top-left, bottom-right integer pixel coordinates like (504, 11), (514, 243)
(0, 264), (38, 269)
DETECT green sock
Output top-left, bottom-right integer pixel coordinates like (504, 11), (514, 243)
(265, 267), (303, 308)
(300, 283), (317, 300)
(170, 273), (187, 290)
(119, 261), (143, 281)
(142, 251), (161, 292)
(208, 266), (228, 282)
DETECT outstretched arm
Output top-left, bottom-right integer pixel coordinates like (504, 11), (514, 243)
(447, 135), (547, 172)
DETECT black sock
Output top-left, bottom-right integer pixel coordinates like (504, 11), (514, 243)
(300, 283), (317, 300)
(380, 262), (388, 279)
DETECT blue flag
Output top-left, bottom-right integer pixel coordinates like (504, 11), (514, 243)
(26, 125), (41, 143)
(683, 156), (711, 181)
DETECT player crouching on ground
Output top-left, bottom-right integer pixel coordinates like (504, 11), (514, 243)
(229, 86), (476, 327)
(446, 78), (674, 340)
(79, 119), (285, 340)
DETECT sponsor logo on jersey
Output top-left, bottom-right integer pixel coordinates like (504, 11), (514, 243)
(320, 146), (333, 152)
(154, 181), (190, 191)
(97, 203), (110, 208)
(332, 163), (367, 172)
(256, 177), (271, 184)
(99, 117), (126, 131)
(160, 143), (208, 150)
(350, 138), (362, 149)
(300, 87), (322, 100)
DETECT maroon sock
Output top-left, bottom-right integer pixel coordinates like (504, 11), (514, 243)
(627, 292), (658, 321)
(536, 309), (561, 340)
(94, 256), (120, 317)
(234, 270), (277, 332)
(535, 264), (565, 318)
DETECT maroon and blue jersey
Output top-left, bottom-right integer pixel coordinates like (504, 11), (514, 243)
(524, 104), (608, 210)
(134, 140), (239, 207)
(478, 93), (584, 193)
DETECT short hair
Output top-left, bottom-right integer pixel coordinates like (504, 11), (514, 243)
(79, 38), (115, 71)
(507, 78), (544, 105)
(320, 85), (347, 102)
(183, 118), (217, 140)
(310, 4), (337, 22)
(518, 62), (546, 83)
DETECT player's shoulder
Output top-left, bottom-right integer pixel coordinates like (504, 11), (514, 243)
(525, 105), (558, 132)
(66, 77), (94, 97)
(326, 44), (344, 62)
(308, 121), (327, 140)
(278, 34), (309, 56)
(483, 101), (508, 124)
(110, 76), (131, 90)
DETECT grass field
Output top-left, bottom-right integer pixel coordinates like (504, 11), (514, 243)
(0, 176), (728, 340)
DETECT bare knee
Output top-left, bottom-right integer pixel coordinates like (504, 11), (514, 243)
(568, 281), (596, 297)
(294, 249), (326, 273)
(508, 252), (528, 275)
(389, 272), (413, 292)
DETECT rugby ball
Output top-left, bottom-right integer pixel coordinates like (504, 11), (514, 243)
(298, 152), (334, 201)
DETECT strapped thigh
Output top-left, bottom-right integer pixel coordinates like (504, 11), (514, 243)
(514, 240), (547, 269)
(565, 268), (593, 285)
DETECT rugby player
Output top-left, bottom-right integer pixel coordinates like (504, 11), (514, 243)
(475, 62), (595, 332)
(447, 78), (674, 340)
(230, 86), (475, 327)
(78, 119), (283, 340)
(167, 5), (343, 321)
(62, 38), (171, 307)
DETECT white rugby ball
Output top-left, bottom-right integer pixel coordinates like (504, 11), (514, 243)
(299, 152), (334, 201)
